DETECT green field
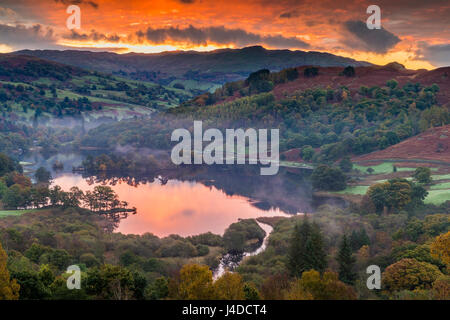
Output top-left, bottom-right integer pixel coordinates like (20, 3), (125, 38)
(354, 163), (415, 175)
(431, 174), (450, 181)
(0, 209), (38, 218)
(430, 182), (450, 190)
(424, 190), (450, 205)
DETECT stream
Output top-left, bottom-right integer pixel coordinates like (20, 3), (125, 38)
(213, 221), (273, 280)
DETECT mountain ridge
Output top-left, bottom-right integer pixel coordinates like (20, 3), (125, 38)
(14, 46), (372, 86)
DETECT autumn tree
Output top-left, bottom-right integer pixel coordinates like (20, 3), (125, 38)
(382, 258), (443, 292)
(293, 270), (356, 300)
(430, 231), (450, 267)
(213, 272), (245, 300)
(0, 242), (20, 300)
(431, 275), (450, 300)
(172, 264), (214, 300)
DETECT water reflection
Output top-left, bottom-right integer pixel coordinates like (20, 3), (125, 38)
(52, 166), (312, 237)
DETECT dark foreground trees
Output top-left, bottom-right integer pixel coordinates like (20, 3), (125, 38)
(336, 235), (357, 285)
(0, 242), (20, 299)
(288, 218), (327, 277)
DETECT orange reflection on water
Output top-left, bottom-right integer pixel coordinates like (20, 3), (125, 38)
(53, 174), (289, 237)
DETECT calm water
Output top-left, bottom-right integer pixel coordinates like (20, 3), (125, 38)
(53, 173), (293, 237)
(25, 152), (313, 237)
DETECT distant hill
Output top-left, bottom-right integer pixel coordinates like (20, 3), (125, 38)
(354, 125), (450, 164)
(14, 46), (371, 86)
(0, 53), (88, 81)
(0, 54), (191, 117)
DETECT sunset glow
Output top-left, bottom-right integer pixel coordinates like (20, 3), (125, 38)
(1, 0), (448, 68)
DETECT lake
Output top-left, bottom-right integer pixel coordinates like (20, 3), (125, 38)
(24, 153), (314, 237)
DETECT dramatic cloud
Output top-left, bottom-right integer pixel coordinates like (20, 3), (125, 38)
(65, 30), (121, 42)
(342, 20), (401, 53)
(136, 25), (310, 49)
(416, 42), (450, 67)
(0, 7), (19, 21)
(0, 24), (60, 50)
(279, 10), (299, 19)
(54, 0), (99, 9)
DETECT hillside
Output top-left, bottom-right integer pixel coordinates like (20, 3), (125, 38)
(272, 64), (450, 105)
(0, 54), (190, 114)
(15, 46), (371, 87)
(195, 63), (450, 107)
(0, 54), (89, 81)
(354, 125), (450, 164)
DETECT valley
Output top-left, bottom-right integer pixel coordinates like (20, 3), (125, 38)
(0, 46), (448, 301)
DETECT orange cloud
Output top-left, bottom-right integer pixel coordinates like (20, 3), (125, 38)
(0, 0), (448, 68)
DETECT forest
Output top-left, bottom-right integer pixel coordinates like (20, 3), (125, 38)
(0, 61), (449, 301)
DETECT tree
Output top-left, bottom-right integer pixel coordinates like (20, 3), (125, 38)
(146, 277), (169, 300)
(413, 167), (432, 184)
(243, 283), (260, 300)
(293, 270), (356, 300)
(430, 231), (450, 267)
(213, 272), (245, 300)
(336, 235), (357, 285)
(86, 264), (136, 300)
(349, 228), (370, 251)
(12, 270), (50, 299)
(0, 153), (19, 176)
(0, 242), (20, 300)
(311, 165), (347, 191)
(288, 218), (327, 277)
(431, 276), (450, 300)
(38, 264), (55, 287)
(304, 67), (319, 77)
(2, 184), (31, 209)
(172, 264), (214, 300)
(366, 179), (419, 214)
(284, 279), (313, 300)
(386, 79), (398, 89)
(339, 156), (353, 172)
(382, 258), (443, 292)
(300, 145), (314, 161)
(34, 167), (52, 184)
(342, 66), (355, 77)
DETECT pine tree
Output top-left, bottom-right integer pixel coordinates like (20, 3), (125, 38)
(349, 228), (370, 252)
(307, 223), (327, 273)
(337, 235), (357, 285)
(0, 242), (20, 300)
(288, 218), (327, 277)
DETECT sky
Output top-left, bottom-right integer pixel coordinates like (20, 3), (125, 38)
(0, 0), (449, 69)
